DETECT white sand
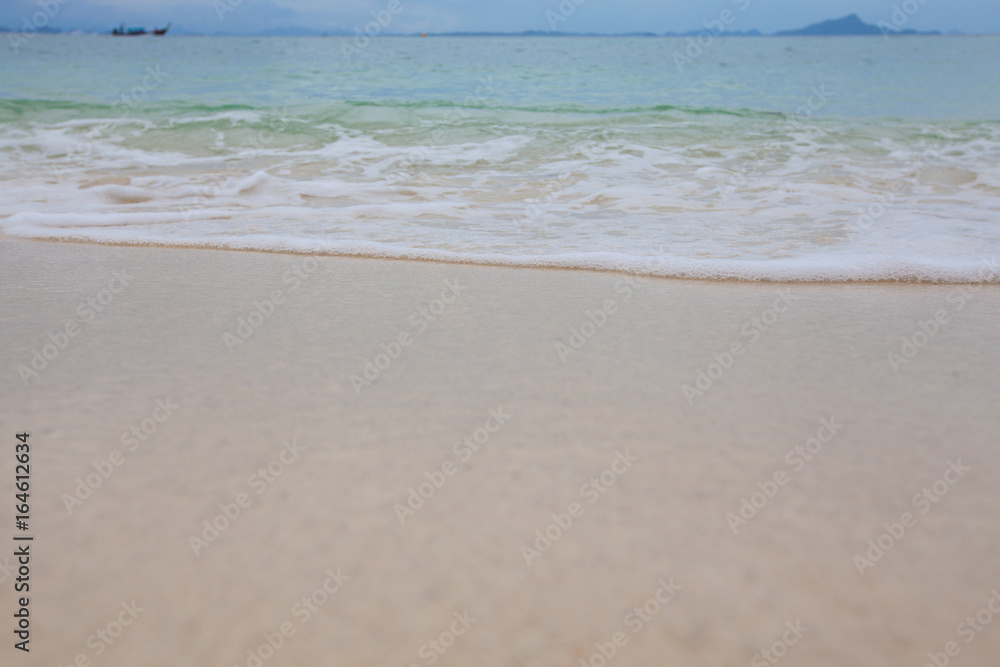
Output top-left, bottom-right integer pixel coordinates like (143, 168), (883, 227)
(2, 239), (999, 666)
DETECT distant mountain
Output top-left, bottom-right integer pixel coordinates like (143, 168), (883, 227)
(775, 13), (939, 36)
(3, 25), (63, 34)
(776, 13), (879, 35)
(256, 26), (339, 37)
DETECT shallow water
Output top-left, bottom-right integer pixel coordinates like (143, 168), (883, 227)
(2, 35), (1000, 281)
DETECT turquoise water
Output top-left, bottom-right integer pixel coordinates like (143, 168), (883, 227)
(2, 35), (999, 280)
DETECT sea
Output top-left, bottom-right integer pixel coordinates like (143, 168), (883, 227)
(2, 34), (999, 281)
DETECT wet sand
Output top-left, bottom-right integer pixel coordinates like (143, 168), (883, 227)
(2, 238), (999, 667)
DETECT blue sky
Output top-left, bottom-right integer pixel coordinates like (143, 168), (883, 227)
(3, 0), (997, 35)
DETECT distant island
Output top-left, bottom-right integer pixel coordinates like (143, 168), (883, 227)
(428, 14), (941, 38)
(774, 13), (940, 36)
(416, 14), (936, 37)
(418, 14), (942, 38)
(0, 13), (952, 37)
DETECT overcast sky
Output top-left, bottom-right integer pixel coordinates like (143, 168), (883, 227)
(4, 0), (997, 35)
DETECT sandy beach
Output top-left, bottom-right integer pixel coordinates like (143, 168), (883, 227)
(1, 238), (998, 666)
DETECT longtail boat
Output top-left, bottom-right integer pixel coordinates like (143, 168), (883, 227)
(111, 23), (170, 36)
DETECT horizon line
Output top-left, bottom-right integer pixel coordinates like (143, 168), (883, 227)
(5, 29), (991, 37)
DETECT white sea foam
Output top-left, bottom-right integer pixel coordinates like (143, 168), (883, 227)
(2, 100), (999, 282)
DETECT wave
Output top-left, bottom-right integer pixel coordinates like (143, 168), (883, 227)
(0, 96), (866, 123)
(2, 221), (998, 284)
(3, 96), (999, 285)
(339, 99), (781, 118)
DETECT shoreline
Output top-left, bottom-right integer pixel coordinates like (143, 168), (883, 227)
(3, 236), (997, 284)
